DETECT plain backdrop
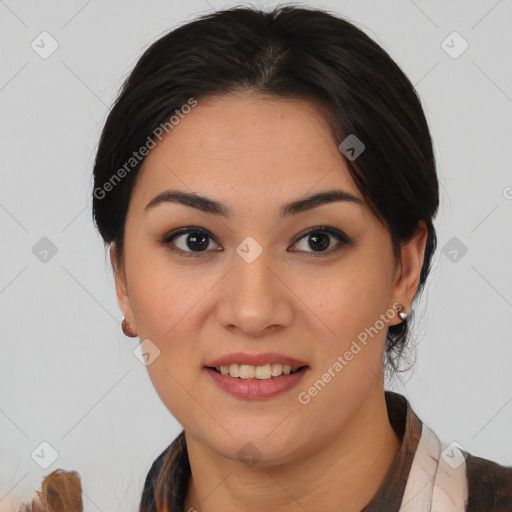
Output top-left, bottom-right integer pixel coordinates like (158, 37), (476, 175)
(1, 0), (511, 510)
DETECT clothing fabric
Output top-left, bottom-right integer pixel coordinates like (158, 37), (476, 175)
(140, 391), (512, 511)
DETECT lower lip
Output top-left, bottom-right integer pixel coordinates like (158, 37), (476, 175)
(205, 367), (309, 399)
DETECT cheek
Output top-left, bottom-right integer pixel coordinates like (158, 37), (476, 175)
(125, 251), (209, 367)
(126, 247), (199, 337)
(127, 259), (206, 424)
(294, 253), (389, 338)
(293, 252), (392, 407)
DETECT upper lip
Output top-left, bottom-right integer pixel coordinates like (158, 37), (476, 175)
(205, 352), (309, 368)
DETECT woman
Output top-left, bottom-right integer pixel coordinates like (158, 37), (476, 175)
(19, 5), (511, 512)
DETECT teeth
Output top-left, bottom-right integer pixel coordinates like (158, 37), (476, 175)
(255, 364), (271, 379)
(239, 364), (255, 379)
(271, 364), (283, 377)
(228, 364), (239, 378)
(215, 363), (303, 379)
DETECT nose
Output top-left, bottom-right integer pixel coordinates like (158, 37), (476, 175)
(215, 244), (294, 338)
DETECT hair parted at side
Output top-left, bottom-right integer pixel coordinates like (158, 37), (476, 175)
(82, 4), (439, 511)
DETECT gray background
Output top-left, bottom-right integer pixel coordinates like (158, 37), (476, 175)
(1, 0), (511, 510)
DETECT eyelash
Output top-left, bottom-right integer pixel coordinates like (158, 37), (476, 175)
(160, 226), (353, 258)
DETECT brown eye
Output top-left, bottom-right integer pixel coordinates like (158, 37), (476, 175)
(162, 228), (221, 256)
(290, 227), (352, 256)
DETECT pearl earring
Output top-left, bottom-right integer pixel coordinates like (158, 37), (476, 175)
(396, 303), (408, 321)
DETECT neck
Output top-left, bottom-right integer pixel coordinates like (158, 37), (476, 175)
(183, 388), (401, 512)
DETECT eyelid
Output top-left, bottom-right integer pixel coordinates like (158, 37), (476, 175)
(161, 225), (352, 257)
(291, 226), (352, 246)
(161, 226), (221, 257)
(289, 226), (352, 257)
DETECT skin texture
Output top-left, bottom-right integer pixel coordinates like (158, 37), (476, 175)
(112, 91), (428, 512)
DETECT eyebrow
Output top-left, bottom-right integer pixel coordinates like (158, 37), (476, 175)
(145, 188), (363, 218)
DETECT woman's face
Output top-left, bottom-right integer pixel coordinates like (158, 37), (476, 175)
(113, 91), (426, 464)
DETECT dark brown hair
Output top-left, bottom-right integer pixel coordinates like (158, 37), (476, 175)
(25, 4), (440, 511)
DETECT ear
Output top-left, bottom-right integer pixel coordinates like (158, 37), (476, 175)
(389, 221), (428, 326)
(110, 244), (137, 333)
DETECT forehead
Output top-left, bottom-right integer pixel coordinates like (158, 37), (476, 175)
(132, 92), (361, 209)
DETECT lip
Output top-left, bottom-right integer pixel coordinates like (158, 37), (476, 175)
(205, 352), (309, 368)
(205, 366), (310, 399)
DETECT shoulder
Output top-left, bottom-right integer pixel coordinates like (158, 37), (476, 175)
(465, 452), (512, 512)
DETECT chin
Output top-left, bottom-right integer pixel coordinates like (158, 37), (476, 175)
(204, 426), (306, 468)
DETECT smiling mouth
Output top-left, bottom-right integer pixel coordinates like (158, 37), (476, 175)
(206, 363), (308, 380)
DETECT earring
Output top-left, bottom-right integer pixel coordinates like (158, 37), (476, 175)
(121, 317), (137, 337)
(395, 303), (408, 321)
